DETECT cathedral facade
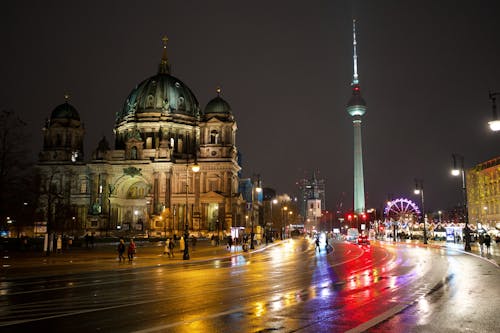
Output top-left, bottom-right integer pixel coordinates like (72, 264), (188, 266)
(36, 41), (243, 238)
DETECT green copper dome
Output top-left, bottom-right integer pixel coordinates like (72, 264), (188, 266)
(116, 73), (200, 124)
(204, 95), (231, 115)
(50, 101), (80, 121)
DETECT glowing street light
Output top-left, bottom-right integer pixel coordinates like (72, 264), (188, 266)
(451, 153), (471, 251)
(183, 155), (200, 260)
(250, 177), (262, 250)
(414, 179), (427, 245)
(488, 91), (500, 131)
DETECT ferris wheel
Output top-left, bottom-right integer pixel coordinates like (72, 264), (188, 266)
(384, 198), (421, 221)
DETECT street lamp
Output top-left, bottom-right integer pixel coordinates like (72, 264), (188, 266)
(451, 153), (471, 251)
(488, 91), (500, 131)
(414, 179), (428, 244)
(271, 198), (277, 239)
(438, 210), (442, 223)
(250, 181), (262, 250)
(282, 206), (288, 240)
(183, 157), (200, 260)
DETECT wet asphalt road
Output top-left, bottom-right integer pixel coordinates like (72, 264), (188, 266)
(1, 238), (499, 332)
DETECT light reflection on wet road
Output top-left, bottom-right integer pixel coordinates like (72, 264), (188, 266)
(1, 238), (496, 332)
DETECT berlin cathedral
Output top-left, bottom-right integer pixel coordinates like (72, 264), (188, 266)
(36, 39), (246, 238)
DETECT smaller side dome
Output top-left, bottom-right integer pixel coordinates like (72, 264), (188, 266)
(205, 96), (231, 114)
(51, 101), (80, 121)
(204, 88), (232, 115)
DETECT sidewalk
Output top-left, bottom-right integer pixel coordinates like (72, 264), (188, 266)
(1, 239), (276, 279)
(387, 238), (500, 267)
(2, 238), (498, 280)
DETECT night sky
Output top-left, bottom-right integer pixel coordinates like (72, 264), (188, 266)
(2, 1), (500, 213)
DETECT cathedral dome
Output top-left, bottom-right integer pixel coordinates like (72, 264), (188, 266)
(116, 39), (200, 125)
(117, 73), (200, 124)
(50, 101), (80, 121)
(204, 88), (232, 115)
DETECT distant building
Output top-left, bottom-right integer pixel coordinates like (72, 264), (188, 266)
(297, 172), (325, 229)
(467, 156), (500, 231)
(36, 39), (244, 238)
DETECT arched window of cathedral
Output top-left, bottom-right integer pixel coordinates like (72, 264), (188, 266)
(147, 95), (155, 107)
(131, 146), (138, 160)
(210, 130), (219, 144)
(209, 180), (218, 192)
(127, 186), (135, 199)
(146, 137), (153, 149)
(80, 178), (88, 193)
(178, 96), (185, 109)
(177, 136), (183, 153)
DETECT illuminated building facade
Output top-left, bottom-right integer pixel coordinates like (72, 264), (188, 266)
(297, 172), (325, 229)
(36, 38), (243, 238)
(467, 156), (500, 231)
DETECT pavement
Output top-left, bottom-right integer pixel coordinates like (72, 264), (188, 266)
(0, 238), (277, 279)
(390, 238), (500, 268)
(1, 237), (499, 280)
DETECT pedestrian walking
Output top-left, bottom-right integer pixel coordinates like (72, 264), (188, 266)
(168, 238), (175, 257)
(117, 239), (126, 262)
(315, 237), (320, 252)
(478, 233), (485, 254)
(127, 239), (136, 262)
(484, 234), (491, 254)
(164, 238), (170, 256)
(191, 236), (197, 251)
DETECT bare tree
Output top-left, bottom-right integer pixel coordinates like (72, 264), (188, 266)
(0, 110), (34, 236)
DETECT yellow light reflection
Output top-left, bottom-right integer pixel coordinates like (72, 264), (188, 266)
(254, 301), (266, 317)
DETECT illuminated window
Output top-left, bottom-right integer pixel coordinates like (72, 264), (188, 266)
(210, 130), (219, 144)
(131, 146), (138, 160)
(80, 179), (88, 193)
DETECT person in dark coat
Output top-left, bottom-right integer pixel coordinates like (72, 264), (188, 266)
(484, 234), (491, 254)
(117, 239), (126, 262)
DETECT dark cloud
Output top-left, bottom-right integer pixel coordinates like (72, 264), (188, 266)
(1, 0), (499, 212)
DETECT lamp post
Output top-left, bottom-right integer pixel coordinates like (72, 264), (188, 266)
(271, 199), (277, 241)
(183, 156), (200, 260)
(414, 179), (427, 244)
(488, 91), (500, 131)
(250, 178), (262, 250)
(282, 206), (288, 240)
(451, 153), (471, 251)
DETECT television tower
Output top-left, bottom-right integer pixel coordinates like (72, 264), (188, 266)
(346, 19), (367, 214)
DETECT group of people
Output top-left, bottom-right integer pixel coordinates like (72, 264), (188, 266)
(163, 238), (176, 258)
(117, 238), (136, 262)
